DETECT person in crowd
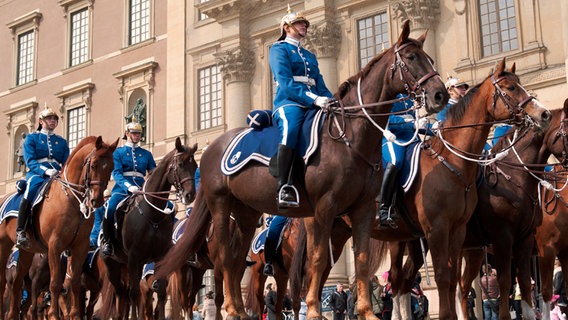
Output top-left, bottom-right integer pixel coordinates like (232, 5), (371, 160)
(381, 271), (394, 320)
(376, 94), (429, 229)
(101, 118), (156, 256)
(347, 282), (356, 320)
(369, 275), (384, 319)
(479, 264), (499, 320)
(511, 277), (523, 320)
(16, 106), (69, 249)
(554, 258), (568, 305)
(192, 304), (203, 320)
(551, 294), (567, 320)
(201, 291), (216, 320)
(299, 288), (308, 320)
(411, 272), (428, 320)
(436, 76), (469, 122)
(89, 189), (111, 249)
(263, 215), (288, 276)
(265, 282), (279, 320)
(269, 6), (333, 208)
(329, 283), (348, 320)
(467, 287), (478, 320)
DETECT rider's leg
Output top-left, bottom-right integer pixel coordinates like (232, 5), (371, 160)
(15, 198), (32, 249)
(263, 216), (287, 276)
(376, 163), (400, 229)
(276, 144), (297, 207)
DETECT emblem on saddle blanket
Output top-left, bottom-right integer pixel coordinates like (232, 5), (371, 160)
(221, 109), (324, 175)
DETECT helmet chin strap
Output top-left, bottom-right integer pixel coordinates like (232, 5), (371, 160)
(286, 23), (305, 39)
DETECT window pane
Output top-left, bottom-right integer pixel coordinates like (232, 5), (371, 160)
(129, 0), (150, 45)
(357, 12), (389, 68)
(198, 65), (222, 130)
(478, 0), (518, 57)
(67, 106), (86, 150)
(70, 8), (89, 66)
(17, 30), (35, 85)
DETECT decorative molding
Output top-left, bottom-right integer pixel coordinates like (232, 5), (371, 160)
(55, 81), (95, 114)
(113, 61), (158, 99)
(4, 101), (38, 135)
(390, 0), (441, 30)
(304, 20), (342, 59)
(7, 10), (42, 35)
(215, 47), (255, 83)
(58, 0), (94, 16)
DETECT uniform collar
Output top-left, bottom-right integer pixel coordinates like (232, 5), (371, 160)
(284, 37), (301, 47)
(40, 129), (54, 136)
(125, 142), (139, 148)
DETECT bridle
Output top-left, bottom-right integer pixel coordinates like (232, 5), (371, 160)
(141, 149), (196, 214)
(490, 75), (535, 122)
(391, 42), (440, 95)
(553, 111), (568, 166)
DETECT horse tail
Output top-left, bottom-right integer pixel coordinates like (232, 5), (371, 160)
(93, 273), (117, 320)
(368, 237), (388, 275)
(168, 271), (184, 319)
(156, 187), (210, 279)
(289, 218), (307, 305)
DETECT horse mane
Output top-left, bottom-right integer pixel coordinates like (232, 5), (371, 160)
(63, 136), (97, 167)
(336, 49), (391, 98)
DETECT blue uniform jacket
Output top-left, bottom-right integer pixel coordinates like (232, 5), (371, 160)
(111, 143), (156, 194)
(382, 95), (420, 168)
(270, 38), (332, 111)
(23, 130), (69, 200)
(90, 200), (108, 246)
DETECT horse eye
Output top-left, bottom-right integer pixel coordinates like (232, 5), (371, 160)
(406, 53), (416, 61)
(507, 85), (516, 91)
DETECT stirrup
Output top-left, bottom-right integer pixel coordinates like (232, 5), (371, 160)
(101, 241), (113, 256)
(16, 231), (30, 249)
(278, 184), (299, 208)
(263, 263), (274, 276)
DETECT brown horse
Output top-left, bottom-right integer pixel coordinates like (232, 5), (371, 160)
(458, 102), (568, 319)
(98, 137), (197, 320)
(0, 136), (118, 320)
(140, 268), (167, 320)
(76, 250), (105, 320)
(369, 58), (551, 319)
(155, 20), (448, 320)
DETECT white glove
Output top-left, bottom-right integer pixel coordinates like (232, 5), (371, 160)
(128, 186), (140, 193)
(416, 117), (429, 130)
(45, 169), (58, 177)
(314, 96), (330, 108)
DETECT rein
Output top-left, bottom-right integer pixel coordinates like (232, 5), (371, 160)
(57, 147), (99, 219)
(140, 150), (195, 215)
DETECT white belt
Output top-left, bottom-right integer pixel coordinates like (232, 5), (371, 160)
(293, 76), (316, 86)
(123, 171), (145, 178)
(37, 158), (61, 166)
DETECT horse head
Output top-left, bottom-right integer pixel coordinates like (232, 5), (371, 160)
(389, 20), (448, 113)
(166, 137), (198, 205)
(542, 98), (568, 166)
(86, 136), (119, 208)
(487, 57), (551, 130)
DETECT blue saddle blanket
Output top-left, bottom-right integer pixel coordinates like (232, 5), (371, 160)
(0, 193), (23, 222)
(251, 228), (269, 255)
(221, 109), (324, 175)
(7, 249), (19, 269)
(172, 218), (188, 244)
(142, 262), (155, 279)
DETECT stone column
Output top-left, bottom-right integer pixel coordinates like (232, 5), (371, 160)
(216, 47), (255, 130)
(166, 0), (186, 140)
(452, 0), (472, 67)
(304, 20), (341, 92)
(562, 1), (568, 80)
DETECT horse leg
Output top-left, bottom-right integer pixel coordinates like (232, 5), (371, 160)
(127, 260), (143, 320)
(427, 225), (455, 319)
(139, 276), (152, 320)
(388, 241), (405, 320)
(0, 239), (13, 320)
(214, 269), (224, 320)
(275, 274), (288, 320)
(8, 250), (34, 320)
(492, 240), (514, 320)
(460, 249), (483, 320)
(399, 239), (425, 320)
(155, 278), (167, 320)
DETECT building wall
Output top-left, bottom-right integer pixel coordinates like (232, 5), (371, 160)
(1, 0), (567, 318)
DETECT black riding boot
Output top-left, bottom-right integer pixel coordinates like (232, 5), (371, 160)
(277, 144), (298, 208)
(376, 163), (400, 229)
(263, 237), (277, 276)
(15, 198), (32, 249)
(101, 218), (114, 256)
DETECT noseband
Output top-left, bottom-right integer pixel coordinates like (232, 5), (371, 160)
(391, 42), (440, 95)
(553, 112), (568, 166)
(169, 151), (195, 201)
(491, 75), (535, 120)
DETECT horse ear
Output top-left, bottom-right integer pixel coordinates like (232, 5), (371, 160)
(494, 57), (506, 77)
(416, 29), (428, 47)
(175, 136), (183, 151)
(95, 136), (103, 149)
(190, 143), (198, 154)
(509, 63), (516, 74)
(397, 20), (411, 45)
(111, 138), (119, 151)
(563, 98), (568, 113)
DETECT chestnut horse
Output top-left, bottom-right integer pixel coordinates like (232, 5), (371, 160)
(245, 217), (352, 320)
(155, 20), (448, 320)
(369, 58), (551, 319)
(0, 136), (118, 320)
(98, 137), (197, 320)
(459, 103), (568, 319)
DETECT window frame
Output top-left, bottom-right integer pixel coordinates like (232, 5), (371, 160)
(66, 106), (87, 150)
(478, 0), (519, 58)
(128, 0), (152, 46)
(356, 11), (390, 69)
(197, 65), (222, 131)
(7, 11), (42, 88)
